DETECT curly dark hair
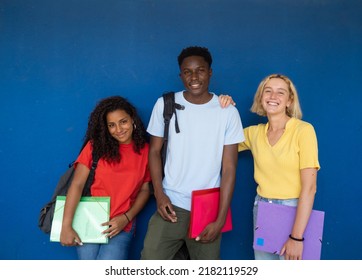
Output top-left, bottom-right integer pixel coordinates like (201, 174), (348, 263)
(81, 96), (147, 163)
(177, 46), (213, 68)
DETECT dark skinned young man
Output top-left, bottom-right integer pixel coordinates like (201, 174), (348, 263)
(141, 46), (244, 260)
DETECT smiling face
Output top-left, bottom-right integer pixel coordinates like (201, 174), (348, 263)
(179, 55), (212, 102)
(106, 109), (134, 144)
(261, 78), (292, 116)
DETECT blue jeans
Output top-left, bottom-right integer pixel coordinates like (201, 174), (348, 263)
(253, 194), (298, 260)
(76, 223), (135, 260)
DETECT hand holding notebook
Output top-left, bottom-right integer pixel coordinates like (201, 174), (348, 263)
(254, 201), (325, 260)
(189, 188), (232, 239)
(50, 196), (110, 244)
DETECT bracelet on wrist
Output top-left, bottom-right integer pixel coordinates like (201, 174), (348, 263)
(289, 234), (304, 242)
(124, 212), (131, 222)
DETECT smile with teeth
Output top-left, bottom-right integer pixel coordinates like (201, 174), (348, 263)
(266, 101), (279, 106)
(190, 82), (201, 88)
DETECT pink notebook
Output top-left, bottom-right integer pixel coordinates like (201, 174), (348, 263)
(189, 188), (232, 238)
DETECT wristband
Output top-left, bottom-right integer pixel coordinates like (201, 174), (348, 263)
(124, 212), (131, 222)
(289, 234), (304, 242)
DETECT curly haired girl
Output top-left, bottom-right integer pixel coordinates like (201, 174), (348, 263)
(60, 96), (151, 260)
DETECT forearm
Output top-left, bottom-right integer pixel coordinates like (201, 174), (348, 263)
(291, 192), (315, 238)
(291, 168), (317, 238)
(125, 183), (151, 220)
(149, 157), (165, 200)
(216, 144), (238, 228)
(62, 183), (83, 228)
(62, 164), (89, 228)
(217, 170), (236, 224)
(148, 137), (165, 199)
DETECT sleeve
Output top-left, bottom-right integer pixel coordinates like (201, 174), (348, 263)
(224, 107), (245, 145)
(74, 141), (93, 170)
(238, 127), (251, 152)
(142, 144), (152, 183)
(299, 124), (320, 170)
(143, 164), (152, 183)
(146, 97), (165, 137)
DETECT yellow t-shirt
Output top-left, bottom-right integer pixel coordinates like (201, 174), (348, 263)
(238, 118), (320, 199)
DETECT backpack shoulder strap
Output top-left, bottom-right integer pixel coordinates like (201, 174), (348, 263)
(82, 150), (99, 195)
(163, 92), (175, 141)
(161, 92), (184, 169)
(162, 91), (184, 138)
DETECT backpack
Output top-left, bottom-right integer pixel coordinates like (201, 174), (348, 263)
(38, 151), (99, 234)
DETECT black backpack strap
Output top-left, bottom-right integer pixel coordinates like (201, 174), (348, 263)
(82, 150), (99, 196)
(162, 92), (184, 137)
(163, 92), (174, 142)
(162, 92), (184, 168)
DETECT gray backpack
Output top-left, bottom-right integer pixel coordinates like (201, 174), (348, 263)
(38, 152), (99, 233)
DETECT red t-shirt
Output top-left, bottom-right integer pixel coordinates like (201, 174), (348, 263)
(75, 141), (151, 232)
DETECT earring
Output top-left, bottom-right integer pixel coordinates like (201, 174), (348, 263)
(133, 123), (137, 130)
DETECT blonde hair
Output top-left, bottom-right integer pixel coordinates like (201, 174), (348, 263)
(250, 74), (302, 119)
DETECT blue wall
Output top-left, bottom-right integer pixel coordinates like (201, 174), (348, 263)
(0, 0), (361, 260)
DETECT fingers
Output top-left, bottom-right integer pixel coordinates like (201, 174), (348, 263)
(156, 195), (178, 222)
(284, 254), (300, 260)
(196, 235), (216, 243)
(158, 204), (177, 222)
(73, 238), (83, 246)
(195, 228), (219, 243)
(61, 237), (83, 247)
(105, 227), (119, 239)
(196, 234), (216, 243)
(102, 222), (121, 239)
(219, 94), (236, 108)
(282, 240), (303, 260)
(60, 228), (83, 247)
(280, 246), (286, 256)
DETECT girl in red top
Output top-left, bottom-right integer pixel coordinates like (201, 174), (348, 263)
(60, 96), (151, 259)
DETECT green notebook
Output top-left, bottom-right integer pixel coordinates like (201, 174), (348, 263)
(50, 196), (110, 244)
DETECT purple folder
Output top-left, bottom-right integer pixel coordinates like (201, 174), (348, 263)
(253, 201), (325, 260)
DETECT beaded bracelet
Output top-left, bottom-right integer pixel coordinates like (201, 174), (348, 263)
(124, 212), (131, 222)
(289, 234), (304, 242)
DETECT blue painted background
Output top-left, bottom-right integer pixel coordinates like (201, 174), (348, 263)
(0, 0), (361, 260)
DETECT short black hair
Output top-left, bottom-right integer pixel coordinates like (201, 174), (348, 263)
(177, 46), (212, 68)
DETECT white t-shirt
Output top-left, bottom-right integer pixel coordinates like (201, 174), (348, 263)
(147, 91), (245, 210)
